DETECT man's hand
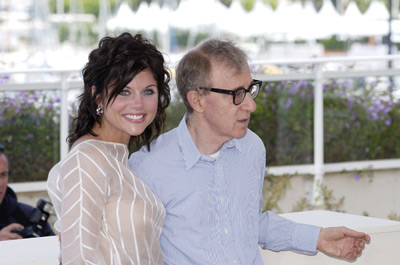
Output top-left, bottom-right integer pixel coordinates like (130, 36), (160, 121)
(0, 223), (24, 241)
(317, 227), (371, 261)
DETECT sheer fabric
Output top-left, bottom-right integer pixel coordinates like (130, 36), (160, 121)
(47, 139), (165, 265)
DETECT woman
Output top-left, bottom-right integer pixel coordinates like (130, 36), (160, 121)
(47, 33), (170, 264)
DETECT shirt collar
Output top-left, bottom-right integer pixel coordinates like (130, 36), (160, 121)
(177, 113), (244, 170)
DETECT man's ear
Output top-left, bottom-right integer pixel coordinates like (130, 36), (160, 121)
(187, 90), (204, 113)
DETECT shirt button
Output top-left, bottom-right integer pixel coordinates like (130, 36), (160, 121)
(233, 260), (237, 264)
(224, 228), (228, 235)
(220, 197), (224, 203)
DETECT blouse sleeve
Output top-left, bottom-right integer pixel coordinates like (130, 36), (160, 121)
(59, 145), (109, 265)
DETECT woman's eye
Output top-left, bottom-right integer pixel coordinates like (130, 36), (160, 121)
(119, 89), (130, 96)
(143, 88), (155, 95)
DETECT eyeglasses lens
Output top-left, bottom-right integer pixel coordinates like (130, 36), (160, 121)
(250, 83), (260, 99)
(234, 89), (245, 105)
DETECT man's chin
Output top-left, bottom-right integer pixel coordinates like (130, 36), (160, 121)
(235, 129), (248, 140)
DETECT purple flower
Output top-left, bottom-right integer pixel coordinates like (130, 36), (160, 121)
(375, 101), (385, 111)
(30, 93), (38, 100)
(371, 112), (379, 121)
(264, 86), (272, 94)
(355, 173), (360, 181)
(298, 80), (308, 88)
(46, 104), (54, 111)
(284, 98), (292, 109)
(346, 97), (354, 109)
(288, 85), (298, 95)
(26, 134), (34, 139)
(383, 107), (391, 114)
(384, 118), (392, 126)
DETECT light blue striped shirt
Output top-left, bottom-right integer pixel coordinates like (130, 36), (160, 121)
(129, 114), (320, 265)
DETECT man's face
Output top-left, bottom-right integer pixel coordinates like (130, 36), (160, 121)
(0, 154), (9, 204)
(200, 61), (257, 144)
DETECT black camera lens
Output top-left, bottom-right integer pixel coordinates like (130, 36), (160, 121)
(11, 198), (54, 238)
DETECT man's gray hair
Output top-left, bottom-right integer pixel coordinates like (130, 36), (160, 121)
(175, 38), (249, 113)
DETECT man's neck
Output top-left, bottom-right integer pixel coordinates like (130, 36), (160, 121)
(186, 114), (225, 155)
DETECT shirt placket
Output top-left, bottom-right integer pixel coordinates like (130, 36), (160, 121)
(214, 158), (240, 265)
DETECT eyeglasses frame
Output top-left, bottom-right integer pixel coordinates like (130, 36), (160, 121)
(199, 79), (262, 105)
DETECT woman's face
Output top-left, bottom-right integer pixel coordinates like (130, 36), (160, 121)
(99, 69), (159, 144)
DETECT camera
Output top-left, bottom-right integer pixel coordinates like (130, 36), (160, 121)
(12, 199), (54, 238)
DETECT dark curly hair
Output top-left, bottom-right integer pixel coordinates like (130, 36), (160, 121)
(68, 32), (171, 150)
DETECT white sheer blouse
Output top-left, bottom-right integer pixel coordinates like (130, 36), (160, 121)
(47, 139), (165, 265)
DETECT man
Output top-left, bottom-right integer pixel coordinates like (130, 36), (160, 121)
(129, 39), (370, 264)
(0, 143), (54, 240)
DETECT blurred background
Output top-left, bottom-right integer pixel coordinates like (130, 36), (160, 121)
(1, 0), (400, 70)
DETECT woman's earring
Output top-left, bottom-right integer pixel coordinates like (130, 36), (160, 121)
(96, 106), (104, 115)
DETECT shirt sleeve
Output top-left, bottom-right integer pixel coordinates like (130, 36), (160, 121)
(59, 147), (109, 265)
(258, 211), (320, 255)
(129, 149), (161, 198)
(258, 143), (320, 255)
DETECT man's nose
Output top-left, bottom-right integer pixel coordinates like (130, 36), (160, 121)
(241, 92), (257, 112)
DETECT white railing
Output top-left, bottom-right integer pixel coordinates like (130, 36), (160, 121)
(2, 55), (400, 201)
(252, 54), (400, 202)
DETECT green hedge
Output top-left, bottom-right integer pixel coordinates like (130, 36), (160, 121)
(253, 77), (400, 165)
(0, 90), (61, 182)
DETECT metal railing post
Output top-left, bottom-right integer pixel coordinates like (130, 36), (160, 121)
(312, 64), (324, 205)
(60, 74), (69, 160)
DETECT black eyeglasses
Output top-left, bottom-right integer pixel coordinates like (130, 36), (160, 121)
(0, 143), (4, 152)
(200, 79), (262, 105)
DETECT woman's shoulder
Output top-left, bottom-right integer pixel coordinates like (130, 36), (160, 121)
(60, 140), (116, 170)
(71, 139), (125, 155)
(70, 138), (106, 152)
(55, 140), (119, 181)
